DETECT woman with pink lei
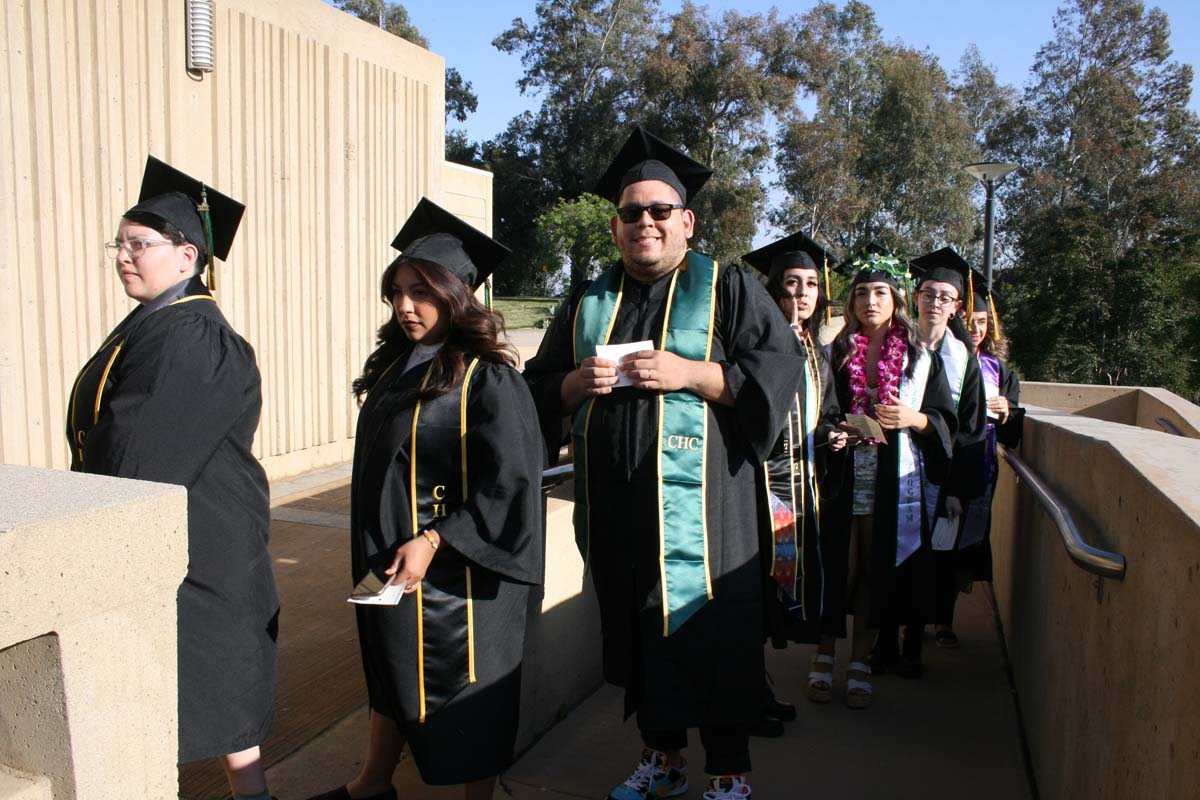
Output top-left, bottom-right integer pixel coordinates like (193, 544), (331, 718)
(808, 250), (956, 709)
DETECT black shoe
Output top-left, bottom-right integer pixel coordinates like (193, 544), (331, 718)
(935, 629), (960, 648)
(898, 626), (924, 678)
(304, 787), (398, 800)
(767, 697), (797, 721)
(747, 714), (785, 738)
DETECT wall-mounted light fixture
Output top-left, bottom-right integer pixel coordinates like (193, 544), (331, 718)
(186, 0), (215, 73)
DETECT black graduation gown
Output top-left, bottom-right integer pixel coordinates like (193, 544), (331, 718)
(760, 337), (842, 647)
(958, 357), (1023, 581)
(820, 342), (956, 631)
(351, 354), (544, 785)
(65, 276), (277, 763)
(523, 259), (804, 730)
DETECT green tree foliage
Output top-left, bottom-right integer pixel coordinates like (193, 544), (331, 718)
(996, 0), (1200, 397)
(639, 3), (804, 264)
(773, 1), (977, 257)
(532, 194), (620, 295)
(333, 0), (427, 45)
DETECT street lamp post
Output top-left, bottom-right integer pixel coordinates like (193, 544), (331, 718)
(962, 162), (1019, 291)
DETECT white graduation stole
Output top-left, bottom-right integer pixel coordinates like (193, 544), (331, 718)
(895, 348), (932, 566)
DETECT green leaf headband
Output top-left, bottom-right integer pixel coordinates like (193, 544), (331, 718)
(849, 253), (909, 280)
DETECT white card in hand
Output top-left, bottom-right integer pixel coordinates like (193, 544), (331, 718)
(595, 340), (655, 388)
(347, 582), (406, 605)
(984, 375), (1000, 419)
(931, 515), (960, 551)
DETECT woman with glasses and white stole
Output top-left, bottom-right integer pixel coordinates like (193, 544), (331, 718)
(306, 199), (543, 800)
(815, 250), (956, 709)
(66, 157), (278, 800)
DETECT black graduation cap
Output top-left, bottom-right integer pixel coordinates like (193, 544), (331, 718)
(127, 156), (245, 267)
(593, 126), (714, 207)
(909, 246), (972, 298)
(391, 197), (510, 289)
(740, 230), (835, 278)
(969, 267), (991, 312)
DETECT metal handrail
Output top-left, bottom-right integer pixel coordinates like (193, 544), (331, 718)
(1155, 417), (1183, 436)
(1000, 447), (1127, 580)
(541, 463), (575, 490)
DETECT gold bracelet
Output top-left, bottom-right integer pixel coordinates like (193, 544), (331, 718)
(422, 530), (439, 551)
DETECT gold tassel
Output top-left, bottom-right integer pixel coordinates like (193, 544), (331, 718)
(823, 254), (832, 325)
(966, 271), (975, 321)
(989, 293), (1000, 343)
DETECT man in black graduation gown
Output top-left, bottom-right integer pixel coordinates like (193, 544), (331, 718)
(524, 127), (804, 800)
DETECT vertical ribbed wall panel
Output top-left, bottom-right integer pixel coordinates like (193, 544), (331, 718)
(0, 0), (454, 475)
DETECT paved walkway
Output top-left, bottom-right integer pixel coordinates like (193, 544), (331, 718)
(260, 468), (1031, 800)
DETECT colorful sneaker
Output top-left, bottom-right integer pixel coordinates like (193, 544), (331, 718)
(703, 775), (752, 800)
(607, 748), (689, 800)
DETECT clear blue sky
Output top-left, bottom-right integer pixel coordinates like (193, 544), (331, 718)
(325, 0), (1200, 143)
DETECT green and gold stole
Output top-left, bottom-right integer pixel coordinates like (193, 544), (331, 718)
(406, 357), (481, 721)
(571, 252), (719, 635)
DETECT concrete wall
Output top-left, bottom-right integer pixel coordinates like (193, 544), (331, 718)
(515, 484), (604, 754)
(0, 0), (499, 481)
(0, 465), (189, 799)
(1021, 383), (1200, 438)
(989, 407), (1200, 799)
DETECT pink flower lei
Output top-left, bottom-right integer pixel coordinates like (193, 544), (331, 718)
(847, 322), (908, 444)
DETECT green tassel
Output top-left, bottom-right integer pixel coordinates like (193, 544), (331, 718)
(199, 185), (217, 290)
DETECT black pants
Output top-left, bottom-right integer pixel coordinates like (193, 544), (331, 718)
(933, 549), (960, 627)
(641, 724), (751, 775)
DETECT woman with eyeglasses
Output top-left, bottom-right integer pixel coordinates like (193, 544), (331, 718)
(66, 158), (278, 800)
(305, 199), (543, 800)
(939, 272), (1023, 643)
(814, 251), (956, 709)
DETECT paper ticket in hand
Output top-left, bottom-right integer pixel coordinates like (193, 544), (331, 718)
(984, 374), (1000, 419)
(348, 572), (405, 606)
(844, 413), (885, 441)
(595, 340), (655, 389)
(931, 514), (960, 551)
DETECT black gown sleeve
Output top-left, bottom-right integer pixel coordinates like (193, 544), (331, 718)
(433, 364), (546, 585)
(81, 308), (257, 488)
(522, 280), (592, 466)
(915, 351), (958, 486)
(996, 360), (1024, 448)
(713, 265), (806, 463)
(817, 347), (842, 441)
(944, 354), (988, 501)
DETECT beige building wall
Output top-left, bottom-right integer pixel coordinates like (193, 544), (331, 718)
(0, 0), (495, 480)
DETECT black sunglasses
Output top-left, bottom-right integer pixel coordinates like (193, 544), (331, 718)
(616, 203), (685, 223)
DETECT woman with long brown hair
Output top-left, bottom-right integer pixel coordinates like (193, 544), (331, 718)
(308, 199), (544, 800)
(811, 251), (956, 709)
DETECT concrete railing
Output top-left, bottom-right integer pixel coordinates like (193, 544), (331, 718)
(0, 466), (188, 799)
(989, 405), (1200, 799)
(1022, 382), (1200, 438)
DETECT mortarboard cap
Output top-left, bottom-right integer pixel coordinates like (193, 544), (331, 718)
(593, 126), (713, 207)
(740, 230), (835, 279)
(391, 197), (510, 289)
(909, 246), (972, 297)
(127, 156), (245, 265)
(969, 267), (992, 311)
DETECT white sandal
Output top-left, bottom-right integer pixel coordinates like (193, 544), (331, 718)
(845, 661), (873, 709)
(806, 654), (835, 704)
